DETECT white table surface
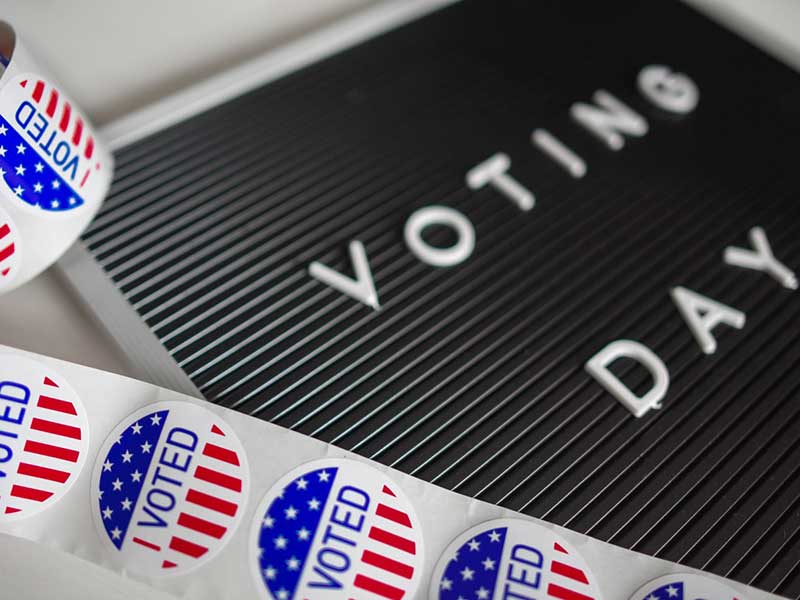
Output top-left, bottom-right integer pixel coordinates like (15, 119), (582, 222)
(0, 1), (797, 598)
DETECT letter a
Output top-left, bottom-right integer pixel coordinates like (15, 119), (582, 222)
(309, 241), (380, 310)
(670, 286), (745, 355)
(586, 340), (669, 418)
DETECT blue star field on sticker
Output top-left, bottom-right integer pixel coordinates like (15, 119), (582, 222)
(440, 527), (506, 600)
(638, 582), (684, 600)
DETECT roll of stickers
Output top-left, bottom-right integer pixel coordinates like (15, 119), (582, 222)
(0, 21), (113, 293)
(0, 344), (783, 600)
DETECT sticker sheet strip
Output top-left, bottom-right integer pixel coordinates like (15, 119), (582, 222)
(0, 344), (786, 600)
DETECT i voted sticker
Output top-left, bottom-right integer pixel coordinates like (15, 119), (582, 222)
(91, 401), (249, 577)
(430, 518), (602, 600)
(628, 573), (747, 600)
(0, 205), (20, 287)
(250, 458), (424, 600)
(0, 74), (109, 215)
(0, 354), (88, 520)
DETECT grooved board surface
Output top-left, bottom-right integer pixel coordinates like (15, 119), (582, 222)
(82, 1), (800, 596)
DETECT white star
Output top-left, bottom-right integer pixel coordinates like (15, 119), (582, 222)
(14, 164), (25, 176)
(274, 536), (288, 550)
(13, 185), (22, 197)
(296, 477), (308, 490)
(150, 413), (162, 426)
(103, 460), (113, 472)
(131, 470), (142, 483)
(110, 527), (122, 540)
(34, 161), (43, 173)
(488, 530), (501, 542)
(0, 146), (5, 157)
(15, 144), (25, 154)
(51, 200), (59, 209)
(263, 566), (276, 580)
(98, 490), (104, 500)
(482, 557), (495, 571)
(262, 516), (274, 529)
(645, 595), (659, 600)
(121, 450), (133, 463)
(285, 506), (298, 520)
(0, 124), (7, 135)
(141, 441), (152, 454)
(121, 498), (132, 511)
(0, 168), (4, 177)
(68, 196), (76, 205)
(33, 182), (43, 193)
(666, 587), (679, 598)
(51, 179), (60, 190)
(112, 478), (123, 491)
(308, 498), (320, 511)
(297, 528), (310, 541)
(276, 589), (288, 600)
(441, 578), (453, 591)
(102, 506), (113, 520)
(286, 556), (300, 571)
(468, 538), (480, 552)
(476, 587), (490, 600)
(460, 567), (474, 581)
(318, 470), (330, 482)
(131, 422), (142, 434)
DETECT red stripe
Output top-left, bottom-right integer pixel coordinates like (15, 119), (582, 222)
(84, 137), (94, 160)
(132, 537), (161, 552)
(361, 549), (414, 579)
(4, 507), (21, 514)
(59, 102), (71, 133)
(0, 224), (9, 239)
(32, 80), (45, 102)
(202, 442), (239, 466)
(368, 526), (416, 555)
(30, 417), (81, 440)
(382, 485), (396, 497)
(353, 574), (404, 600)
(17, 462), (70, 484)
(551, 560), (589, 584)
(169, 536), (208, 558)
(72, 118), (84, 146)
(45, 88), (59, 117)
(162, 560), (177, 569)
(79, 168), (90, 188)
(10, 485), (53, 502)
(23, 440), (79, 463)
(194, 465), (241, 492)
(211, 424), (225, 436)
(177, 512), (227, 539)
(186, 488), (238, 517)
(554, 542), (568, 554)
(376, 503), (412, 528)
(43, 377), (59, 388)
(37, 395), (77, 416)
(547, 583), (595, 600)
(0, 243), (14, 263)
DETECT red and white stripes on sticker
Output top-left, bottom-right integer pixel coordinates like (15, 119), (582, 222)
(2, 376), (83, 515)
(353, 484), (418, 600)
(0, 220), (15, 279)
(131, 423), (244, 570)
(546, 542), (597, 600)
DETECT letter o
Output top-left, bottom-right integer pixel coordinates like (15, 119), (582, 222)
(404, 205), (475, 268)
(318, 548), (350, 572)
(0, 443), (12, 464)
(147, 489), (175, 512)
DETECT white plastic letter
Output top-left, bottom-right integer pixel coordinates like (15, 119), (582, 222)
(585, 340), (669, 418)
(531, 129), (587, 178)
(637, 65), (699, 114)
(724, 226), (797, 290)
(466, 153), (535, 211)
(309, 240), (380, 310)
(404, 205), (475, 268)
(570, 90), (648, 150)
(670, 286), (746, 355)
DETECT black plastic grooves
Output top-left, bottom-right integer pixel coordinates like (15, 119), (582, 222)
(83, 1), (800, 596)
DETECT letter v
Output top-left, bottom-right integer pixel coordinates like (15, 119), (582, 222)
(309, 240), (381, 310)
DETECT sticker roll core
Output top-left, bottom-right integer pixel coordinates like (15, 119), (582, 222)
(0, 20), (113, 292)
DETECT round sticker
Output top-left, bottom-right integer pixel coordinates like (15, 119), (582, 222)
(0, 204), (20, 287)
(250, 458), (425, 600)
(91, 401), (249, 577)
(628, 573), (747, 600)
(0, 354), (88, 520)
(0, 73), (109, 215)
(430, 518), (602, 600)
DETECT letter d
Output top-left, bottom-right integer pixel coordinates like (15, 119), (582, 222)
(585, 340), (669, 418)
